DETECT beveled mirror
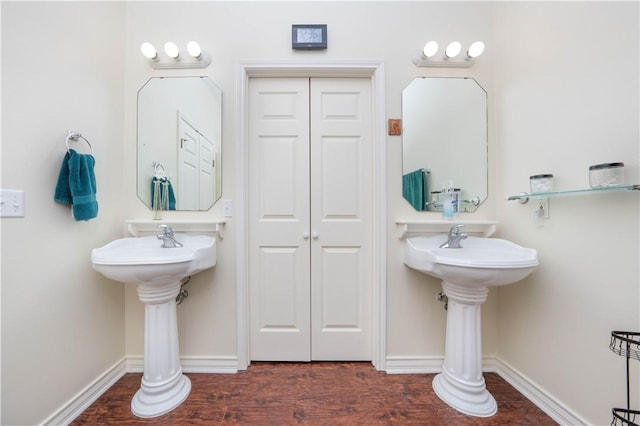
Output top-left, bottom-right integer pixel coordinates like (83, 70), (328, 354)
(402, 77), (487, 212)
(137, 76), (222, 211)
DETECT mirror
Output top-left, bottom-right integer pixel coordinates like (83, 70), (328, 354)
(137, 76), (222, 211)
(402, 77), (487, 212)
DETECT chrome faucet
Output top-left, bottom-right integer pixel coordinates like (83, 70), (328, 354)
(440, 224), (467, 249)
(157, 224), (183, 248)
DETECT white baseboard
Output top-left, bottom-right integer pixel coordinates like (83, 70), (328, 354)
(384, 355), (586, 425)
(42, 357), (127, 426)
(126, 355), (239, 374)
(385, 355), (444, 374)
(493, 358), (587, 425)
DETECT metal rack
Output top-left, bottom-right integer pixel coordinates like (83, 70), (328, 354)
(610, 331), (640, 425)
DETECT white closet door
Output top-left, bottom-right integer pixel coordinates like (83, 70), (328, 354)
(249, 77), (372, 361)
(310, 78), (372, 360)
(249, 78), (311, 361)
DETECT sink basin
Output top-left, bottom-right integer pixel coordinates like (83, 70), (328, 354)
(404, 235), (538, 287)
(404, 233), (538, 417)
(91, 233), (216, 285)
(91, 231), (216, 418)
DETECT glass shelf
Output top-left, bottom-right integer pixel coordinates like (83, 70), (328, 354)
(507, 184), (640, 201)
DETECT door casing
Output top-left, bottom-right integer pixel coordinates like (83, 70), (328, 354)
(236, 61), (387, 371)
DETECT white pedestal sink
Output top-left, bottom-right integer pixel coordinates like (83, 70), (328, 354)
(91, 232), (216, 418)
(404, 233), (538, 417)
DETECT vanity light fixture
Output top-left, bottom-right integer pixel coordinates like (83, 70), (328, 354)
(187, 41), (202, 59)
(140, 42), (158, 61)
(422, 41), (439, 58)
(413, 40), (485, 68)
(466, 41), (485, 59)
(444, 41), (462, 59)
(164, 42), (180, 60)
(140, 41), (212, 69)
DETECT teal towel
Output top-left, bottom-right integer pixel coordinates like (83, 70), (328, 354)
(403, 169), (426, 211)
(54, 151), (73, 205)
(54, 149), (98, 221)
(151, 176), (176, 210)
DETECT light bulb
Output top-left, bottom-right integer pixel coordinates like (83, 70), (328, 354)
(187, 41), (202, 59)
(422, 41), (438, 58)
(467, 41), (485, 59)
(445, 41), (462, 59)
(140, 42), (158, 60)
(164, 42), (180, 59)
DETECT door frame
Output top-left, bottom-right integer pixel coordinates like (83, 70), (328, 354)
(236, 61), (387, 371)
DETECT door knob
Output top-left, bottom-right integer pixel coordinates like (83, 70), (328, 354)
(303, 232), (309, 240)
(312, 232), (319, 239)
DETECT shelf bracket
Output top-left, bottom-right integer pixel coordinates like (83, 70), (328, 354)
(516, 192), (529, 204)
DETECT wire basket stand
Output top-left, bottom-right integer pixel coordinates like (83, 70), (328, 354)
(610, 331), (640, 426)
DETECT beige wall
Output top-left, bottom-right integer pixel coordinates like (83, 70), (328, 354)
(493, 2), (640, 424)
(1, 2), (127, 425)
(1, 2), (638, 425)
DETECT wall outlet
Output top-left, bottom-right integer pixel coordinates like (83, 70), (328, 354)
(222, 199), (232, 217)
(0, 189), (25, 217)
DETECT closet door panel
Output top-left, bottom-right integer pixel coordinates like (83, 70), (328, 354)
(318, 247), (362, 327)
(310, 78), (373, 360)
(249, 78), (311, 361)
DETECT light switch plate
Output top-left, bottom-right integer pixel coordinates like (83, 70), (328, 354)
(222, 199), (232, 217)
(0, 189), (25, 217)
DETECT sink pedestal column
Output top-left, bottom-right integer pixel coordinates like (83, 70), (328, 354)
(432, 280), (497, 417)
(132, 281), (191, 418)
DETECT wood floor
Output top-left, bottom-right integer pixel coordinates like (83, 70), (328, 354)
(72, 362), (557, 425)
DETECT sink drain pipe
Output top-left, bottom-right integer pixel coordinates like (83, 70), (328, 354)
(176, 276), (191, 305)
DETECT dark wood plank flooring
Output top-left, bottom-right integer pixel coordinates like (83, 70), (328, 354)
(72, 362), (557, 425)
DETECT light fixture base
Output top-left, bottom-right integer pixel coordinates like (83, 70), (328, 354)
(412, 52), (476, 68)
(149, 52), (211, 70)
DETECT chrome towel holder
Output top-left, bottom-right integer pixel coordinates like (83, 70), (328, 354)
(65, 130), (93, 155)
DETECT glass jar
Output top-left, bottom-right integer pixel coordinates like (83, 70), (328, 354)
(589, 162), (624, 188)
(530, 174), (554, 193)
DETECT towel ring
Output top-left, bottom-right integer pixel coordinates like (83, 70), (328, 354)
(66, 131), (93, 155)
(153, 161), (169, 178)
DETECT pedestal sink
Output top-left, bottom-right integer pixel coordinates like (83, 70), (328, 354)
(404, 233), (538, 417)
(91, 231), (216, 418)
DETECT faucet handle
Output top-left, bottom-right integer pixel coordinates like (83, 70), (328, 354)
(449, 224), (464, 236)
(158, 224), (173, 236)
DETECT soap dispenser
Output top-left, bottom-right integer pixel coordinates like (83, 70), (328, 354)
(442, 183), (459, 220)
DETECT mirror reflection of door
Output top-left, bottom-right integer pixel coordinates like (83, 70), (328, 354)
(198, 134), (215, 209)
(137, 76), (222, 211)
(177, 113), (216, 210)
